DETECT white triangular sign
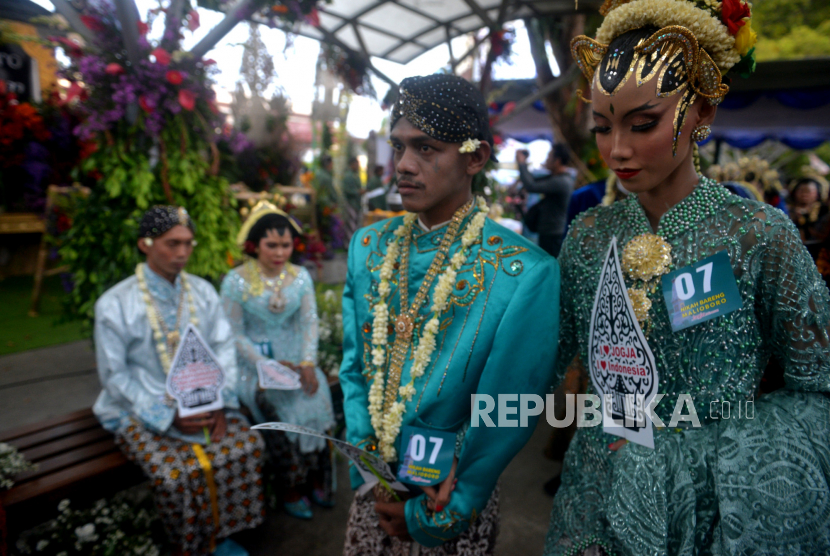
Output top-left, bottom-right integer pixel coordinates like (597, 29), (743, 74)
(588, 238), (659, 449)
(166, 324), (225, 418)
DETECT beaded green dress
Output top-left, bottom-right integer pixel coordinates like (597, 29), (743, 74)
(544, 178), (830, 556)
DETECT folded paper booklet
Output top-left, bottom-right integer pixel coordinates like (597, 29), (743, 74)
(251, 422), (407, 495)
(256, 359), (302, 390)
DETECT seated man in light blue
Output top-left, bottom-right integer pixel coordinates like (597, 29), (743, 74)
(340, 74), (561, 555)
(93, 206), (264, 556)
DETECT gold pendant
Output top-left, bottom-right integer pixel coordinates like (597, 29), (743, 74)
(268, 291), (286, 313)
(167, 330), (180, 347)
(395, 313), (414, 339)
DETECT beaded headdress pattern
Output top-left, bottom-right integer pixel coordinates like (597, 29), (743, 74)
(572, 0), (757, 154)
(139, 205), (196, 238)
(391, 74), (498, 161)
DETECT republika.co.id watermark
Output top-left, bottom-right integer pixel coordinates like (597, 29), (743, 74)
(470, 393), (755, 428)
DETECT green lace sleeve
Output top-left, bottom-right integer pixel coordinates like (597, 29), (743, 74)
(757, 209), (830, 392)
(552, 211), (599, 392)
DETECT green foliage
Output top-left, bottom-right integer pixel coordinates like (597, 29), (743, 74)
(755, 21), (830, 61)
(316, 283), (344, 377)
(751, 0), (830, 40)
(61, 121), (240, 333)
(752, 0), (830, 60)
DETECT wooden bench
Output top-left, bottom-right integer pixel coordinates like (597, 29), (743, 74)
(0, 409), (145, 552)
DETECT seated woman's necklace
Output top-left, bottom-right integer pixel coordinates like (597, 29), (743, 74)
(259, 264), (289, 313)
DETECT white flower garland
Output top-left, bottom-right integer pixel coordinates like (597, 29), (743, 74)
(136, 263), (197, 373)
(369, 197), (489, 461)
(595, 0), (740, 71)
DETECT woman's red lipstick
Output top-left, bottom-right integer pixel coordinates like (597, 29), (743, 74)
(614, 168), (641, 180)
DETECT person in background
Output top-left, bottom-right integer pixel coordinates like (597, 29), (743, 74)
(342, 157), (363, 239)
(315, 155), (336, 209)
(788, 174), (829, 244)
(516, 143), (576, 257)
(365, 164), (388, 211)
(93, 206), (264, 556)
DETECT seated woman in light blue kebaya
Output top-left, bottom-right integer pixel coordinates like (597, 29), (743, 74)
(220, 203), (334, 520)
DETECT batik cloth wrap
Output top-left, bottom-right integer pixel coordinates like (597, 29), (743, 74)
(544, 181), (830, 556)
(116, 415), (265, 556)
(343, 486), (500, 556)
(220, 264), (335, 496)
(340, 212), (560, 547)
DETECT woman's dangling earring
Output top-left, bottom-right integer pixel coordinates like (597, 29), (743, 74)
(691, 125), (712, 143)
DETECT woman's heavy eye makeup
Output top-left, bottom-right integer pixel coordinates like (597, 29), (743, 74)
(631, 119), (658, 132)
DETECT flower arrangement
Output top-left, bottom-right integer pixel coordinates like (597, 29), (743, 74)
(15, 490), (164, 556)
(53, 4), (223, 143)
(197, 0), (324, 30)
(489, 28), (515, 65)
(0, 86), (83, 213)
(41, 1), (243, 331)
(320, 44), (375, 97)
(0, 442), (35, 490)
(316, 287), (343, 378)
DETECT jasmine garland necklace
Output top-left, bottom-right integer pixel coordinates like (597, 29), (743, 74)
(135, 263), (198, 372)
(369, 196), (488, 461)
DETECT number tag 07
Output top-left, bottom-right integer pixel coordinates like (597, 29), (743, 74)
(396, 426), (456, 487)
(661, 250), (742, 332)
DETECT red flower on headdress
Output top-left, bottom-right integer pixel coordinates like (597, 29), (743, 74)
(244, 240), (257, 255)
(721, 0), (751, 35)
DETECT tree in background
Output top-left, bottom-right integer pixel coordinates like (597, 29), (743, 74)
(524, 13), (603, 181)
(753, 0), (830, 60)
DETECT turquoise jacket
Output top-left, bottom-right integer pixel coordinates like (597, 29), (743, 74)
(340, 212), (561, 547)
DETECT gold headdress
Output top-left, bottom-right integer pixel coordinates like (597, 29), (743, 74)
(236, 200), (303, 246)
(571, 0), (757, 153)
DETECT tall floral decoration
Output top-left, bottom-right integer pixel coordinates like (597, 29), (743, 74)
(48, 0), (243, 331)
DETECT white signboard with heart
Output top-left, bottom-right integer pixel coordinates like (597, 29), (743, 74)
(588, 238), (659, 449)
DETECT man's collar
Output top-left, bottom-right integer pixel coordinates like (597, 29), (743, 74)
(144, 263), (181, 290)
(416, 199), (475, 233)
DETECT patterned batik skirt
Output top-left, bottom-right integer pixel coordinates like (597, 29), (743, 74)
(343, 486), (500, 556)
(257, 390), (334, 502)
(116, 413), (266, 556)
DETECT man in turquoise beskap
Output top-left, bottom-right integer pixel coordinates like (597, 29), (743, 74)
(339, 74), (561, 554)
